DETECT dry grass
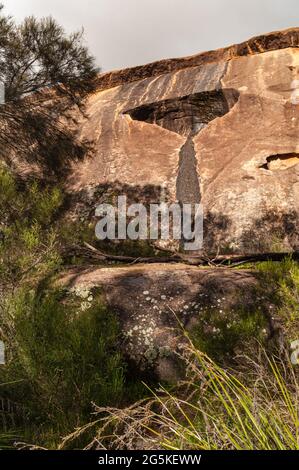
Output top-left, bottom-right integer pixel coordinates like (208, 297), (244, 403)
(59, 337), (299, 450)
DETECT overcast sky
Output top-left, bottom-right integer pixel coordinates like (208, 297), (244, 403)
(3, 0), (299, 71)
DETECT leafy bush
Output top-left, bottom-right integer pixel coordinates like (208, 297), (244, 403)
(0, 165), (63, 287)
(0, 288), (125, 447)
(257, 258), (299, 337)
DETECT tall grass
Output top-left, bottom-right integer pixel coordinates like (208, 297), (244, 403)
(0, 432), (15, 449)
(68, 339), (299, 450)
(151, 346), (299, 450)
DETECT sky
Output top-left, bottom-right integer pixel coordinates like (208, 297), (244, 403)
(3, 0), (299, 72)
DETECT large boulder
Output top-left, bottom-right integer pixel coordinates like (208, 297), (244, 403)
(61, 264), (274, 382)
(64, 28), (299, 254)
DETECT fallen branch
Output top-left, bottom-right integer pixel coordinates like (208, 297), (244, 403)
(64, 243), (299, 267)
(67, 242), (183, 264)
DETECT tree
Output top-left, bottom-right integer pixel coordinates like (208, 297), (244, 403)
(0, 4), (98, 102)
(0, 4), (99, 177)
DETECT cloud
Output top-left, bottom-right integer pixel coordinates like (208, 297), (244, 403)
(3, 0), (299, 71)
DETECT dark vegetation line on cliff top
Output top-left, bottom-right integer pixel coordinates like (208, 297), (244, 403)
(95, 27), (299, 92)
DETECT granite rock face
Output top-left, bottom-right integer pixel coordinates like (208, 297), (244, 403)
(67, 28), (299, 254)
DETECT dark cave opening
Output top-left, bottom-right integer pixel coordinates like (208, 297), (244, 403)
(259, 153), (299, 171)
(124, 89), (239, 136)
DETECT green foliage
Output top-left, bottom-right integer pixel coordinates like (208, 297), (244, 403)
(191, 258), (299, 359)
(0, 431), (16, 449)
(0, 165), (63, 286)
(190, 305), (267, 360)
(257, 258), (299, 337)
(0, 4), (98, 101)
(0, 4), (98, 177)
(153, 346), (299, 450)
(0, 165), (130, 446)
(0, 172), (144, 445)
(81, 343), (299, 451)
(0, 288), (125, 447)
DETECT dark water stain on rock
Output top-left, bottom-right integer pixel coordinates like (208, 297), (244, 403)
(176, 131), (202, 206)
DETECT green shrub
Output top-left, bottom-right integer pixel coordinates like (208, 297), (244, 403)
(0, 165), (63, 286)
(0, 288), (125, 447)
(257, 258), (299, 337)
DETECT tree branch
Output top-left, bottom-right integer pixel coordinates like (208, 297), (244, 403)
(64, 243), (299, 267)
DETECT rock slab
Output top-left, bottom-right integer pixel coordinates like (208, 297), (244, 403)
(61, 264), (271, 382)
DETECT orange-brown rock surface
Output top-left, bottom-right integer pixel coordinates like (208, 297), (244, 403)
(65, 28), (299, 254)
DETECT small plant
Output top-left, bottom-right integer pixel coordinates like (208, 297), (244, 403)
(190, 305), (268, 359)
